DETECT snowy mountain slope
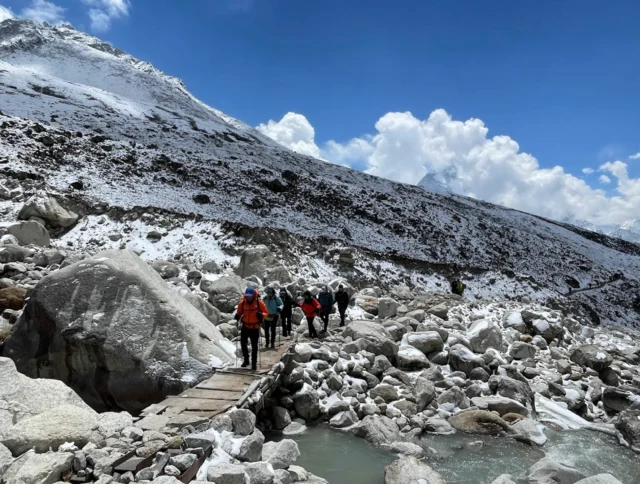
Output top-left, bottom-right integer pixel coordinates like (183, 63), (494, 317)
(1, 19), (639, 327)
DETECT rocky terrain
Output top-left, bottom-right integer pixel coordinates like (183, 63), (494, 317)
(1, 16), (640, 484)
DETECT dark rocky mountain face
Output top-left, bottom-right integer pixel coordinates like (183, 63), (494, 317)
(0, 19), (639, 327)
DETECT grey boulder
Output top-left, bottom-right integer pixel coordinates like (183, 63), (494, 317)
(6, 221), (51, 247)
(19, 192), (79, 228)
(384, 456), (446, 484)
(1, 404), (104, 456)
(526, 457), (586, 484)
(570, 345), (613, 372)
(261, 439), (301, 469)
(3, 250), (234, 413)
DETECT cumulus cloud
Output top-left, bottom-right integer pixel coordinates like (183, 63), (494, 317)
(599, 175), (611, 184)
(0, 4), (14, 22)
(20, 0), (65, 24)
(582, 168), (594, 174)
(82, 0), (130, 31)
(630, 152), (640, 160)
(256, 112), (321, 158)
(258, 108), (640, 226)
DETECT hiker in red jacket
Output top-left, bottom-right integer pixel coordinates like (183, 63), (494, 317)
(299, 290), (321, 339)
(234, 287), (268, 370)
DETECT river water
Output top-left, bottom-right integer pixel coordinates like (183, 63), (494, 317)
(270, 425), (640, 483)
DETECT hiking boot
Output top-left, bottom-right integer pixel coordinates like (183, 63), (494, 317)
(251, 365), (257, 371)
(241, 361), (249, 368)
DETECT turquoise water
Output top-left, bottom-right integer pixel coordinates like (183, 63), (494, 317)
(270, 425), (640, 484)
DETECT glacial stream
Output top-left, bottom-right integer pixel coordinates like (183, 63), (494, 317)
(270, 425), (640, 483)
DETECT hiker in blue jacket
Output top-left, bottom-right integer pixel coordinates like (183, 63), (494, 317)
(263, 287), (284, 349)
(318, 285), (334, 334)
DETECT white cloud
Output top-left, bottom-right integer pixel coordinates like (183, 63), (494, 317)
(259, 108), (640, 227)
(0, 4), (14, 22)
(256, 112), (321, 158)
(20, 0), (65, 24)
(630, 152), (640, 160)
(599, 174), (611, 184)
(582, 168), (594, 174)
(82, 0), (130, 31)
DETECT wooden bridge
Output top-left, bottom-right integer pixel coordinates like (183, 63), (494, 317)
(141, 342), (292, 420)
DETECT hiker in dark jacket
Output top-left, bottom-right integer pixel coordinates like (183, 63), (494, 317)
(279, 288), (295, 338)
(335, 284), (350, 327)
(318, 285), (334, 333)
(450, 279), (465, 296)
(262, 287), (283, 349)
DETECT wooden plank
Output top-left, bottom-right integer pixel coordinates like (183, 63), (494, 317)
(237, 379), (262, 408)
(163, 398), (231, 412)
(196, 379), (254, 392)
(179, 388), (244, 401)
(180, 407), (231, 418)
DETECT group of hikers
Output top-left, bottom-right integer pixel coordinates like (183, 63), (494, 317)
(233, 285), (350, 370)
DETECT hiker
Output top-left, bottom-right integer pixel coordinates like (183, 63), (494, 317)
(279, 288), (295, 337)
(299, 290), (321, 339)
(450, 278), (465, 296)
(318, 285), (335, 333)
(262, 287), (283, 349)
(335, 284), (350, 327)
(234, 287), (268, 370)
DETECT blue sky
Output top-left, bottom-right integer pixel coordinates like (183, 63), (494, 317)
(2, 0), (640, 225)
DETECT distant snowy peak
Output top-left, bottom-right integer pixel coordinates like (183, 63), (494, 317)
(418, 167), (457, 195)
(0, 18), (273, 143)
(611, 219), (640, 244)
(0, 19), (184, 89)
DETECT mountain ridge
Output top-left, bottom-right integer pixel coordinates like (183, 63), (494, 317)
(1, 18), (639, 327)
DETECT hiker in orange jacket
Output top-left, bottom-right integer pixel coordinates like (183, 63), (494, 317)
(234, 287), (268, 370)
(299, 290), (321, 339)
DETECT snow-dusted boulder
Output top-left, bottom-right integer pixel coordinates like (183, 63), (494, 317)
(403, 331), (444, 355)
(18, 192), (79, 228)
(384, 456), (446, 484)
(235, 245), (291, 283)
(201, 274), (245, 313)
(570, 345), (613, 372)
(467, 319), (503, 353)
(378, 298), (398, 319)
(4, 250), (234, 413)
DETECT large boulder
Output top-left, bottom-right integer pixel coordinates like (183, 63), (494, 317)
(384, 456), (446, 484)
(18, 192), (79, 228)
(574, 476), (623, 484)
(1, 404), (104, 456)
(353, 415), (400, 446)
(184, 293), (222, 326)
(378, 298), (398, 319)
(396, 346), (430, 370)
(570, 345), (613, 372)
(292, 385), (320, 420)
(343, 321), (398, 361)
(1, 450), (73, 484)
(206, 462), (248, 484)
(402, 331), (444, 355)
(526, 457), (586, 484)
(413, 376), (436, 412)
(448, 410), (511, 435)
(509, 342), (537, 360)
(235, 245), (291, 283)
(467, 320), (503, 353)
(3, 250), (234, 413)
(6, 221), (50, 247)
(0, 286), (27, 312)
(615, 409), (640, 451)
(261, 440), (300, 469)
(150, 260), (180, 279)
(0, 357), (93, 431)
(200, 274), (245, 313)
(0, 245), (33, 263)
(0, 442), (12, 477)
(449, 344), (486, 376)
